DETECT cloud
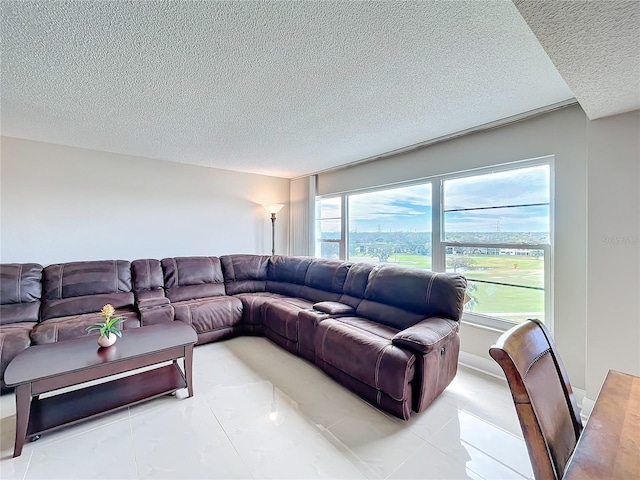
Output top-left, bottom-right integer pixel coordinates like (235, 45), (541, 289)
(317, 165), (550, 233)
(445, 165), (549, 210)
(350, 184), (431, 221)
(445, 205), (549, 232)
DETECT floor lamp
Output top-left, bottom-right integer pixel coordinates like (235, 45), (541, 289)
(262, 204), (285, 256)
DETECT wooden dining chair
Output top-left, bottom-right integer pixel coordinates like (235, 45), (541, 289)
(489, 319), (583, 480)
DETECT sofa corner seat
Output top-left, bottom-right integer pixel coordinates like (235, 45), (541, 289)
(161, 256), (243, 344)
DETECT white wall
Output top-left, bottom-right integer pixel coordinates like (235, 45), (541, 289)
(318, 105), (589, 390)
(0, 137), (290, 265)
(586, 110), (640, 398)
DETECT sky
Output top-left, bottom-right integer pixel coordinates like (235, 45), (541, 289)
(318, 165), (550, 233)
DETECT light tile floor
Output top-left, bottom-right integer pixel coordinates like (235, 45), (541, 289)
(0, 337), (534, 480)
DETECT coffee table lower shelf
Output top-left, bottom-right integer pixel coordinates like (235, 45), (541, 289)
(27, 363), (186, 437)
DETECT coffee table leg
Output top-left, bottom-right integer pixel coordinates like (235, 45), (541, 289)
(184, 345), (194, 398)
(13, 383), (32, 457)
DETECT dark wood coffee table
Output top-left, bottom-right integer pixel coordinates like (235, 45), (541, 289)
(4, 322), (197, 457)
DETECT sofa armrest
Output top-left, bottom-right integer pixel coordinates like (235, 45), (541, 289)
(137, 297), (170, 309)
(312, 301), (355, 317)
(136, 297), (174, 326)
(392, 317), (459, 354)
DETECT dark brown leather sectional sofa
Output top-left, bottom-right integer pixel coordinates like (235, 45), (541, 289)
(0, 255), (466, 420)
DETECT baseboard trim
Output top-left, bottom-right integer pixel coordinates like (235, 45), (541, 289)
(580, 396), (595, 422)
(458, 351), (505, 381)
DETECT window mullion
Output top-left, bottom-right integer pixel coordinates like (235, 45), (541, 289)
(341, 194), (348, 261)
(432, 179), (445, 272)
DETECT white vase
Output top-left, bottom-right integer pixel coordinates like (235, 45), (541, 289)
(97, 333), (117, 348)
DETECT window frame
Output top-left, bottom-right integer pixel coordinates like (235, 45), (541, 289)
(315, 195), (346, 260)
(314, 156), (554, 332)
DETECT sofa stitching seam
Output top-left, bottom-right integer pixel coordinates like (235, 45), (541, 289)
(319, 322), (332, 371)
(402, 355), (412, 404)
(425, 273), (439, 304)
(374, 345), (389, 389)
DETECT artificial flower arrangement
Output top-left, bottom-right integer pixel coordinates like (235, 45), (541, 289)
(86, 304), (125, 346)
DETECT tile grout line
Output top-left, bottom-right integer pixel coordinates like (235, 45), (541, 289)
(460, 437), (529, 480)
(202, 396), (254, 478)
(20, 450), (34, 480)
(127, 407), (140, 480)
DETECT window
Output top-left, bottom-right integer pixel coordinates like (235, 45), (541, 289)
(315, 196), (343, 259)
(442, 164), (551, 326)
(314, 159), (552, 330)
(348, 184), (432, 268)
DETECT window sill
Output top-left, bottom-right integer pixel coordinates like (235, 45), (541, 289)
(461, 312), (519, 333)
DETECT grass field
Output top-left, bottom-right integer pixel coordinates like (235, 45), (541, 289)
(350, 253), (544, 323)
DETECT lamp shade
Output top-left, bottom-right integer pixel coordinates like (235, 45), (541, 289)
(263, 204), (285, 214)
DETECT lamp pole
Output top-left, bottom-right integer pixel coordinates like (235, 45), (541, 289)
(270, 212), (277, 256)
(262, 204), (285, 256)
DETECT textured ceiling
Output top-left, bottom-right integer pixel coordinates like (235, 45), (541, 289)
(1, 1), (577, 178)
(514, 0), (640, 120)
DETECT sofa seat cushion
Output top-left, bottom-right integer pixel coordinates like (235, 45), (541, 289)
(0, 322), (36, 389)
(172, 296), (243, 335)
(233, 292), (286, 326)
(315, 317), (415, 402)
(30, 308), (140, 345)
(263, 297), (314, 342)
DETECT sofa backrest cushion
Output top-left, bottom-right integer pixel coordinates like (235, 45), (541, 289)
(162, 257), (225, 302)
(360, 265), (467, 328)
(299, 259), (350, 303)
(220, 254), (270, 295)
(339, 262), (376, 308)
(0, 263), (43, 324)
(41, 260), (134, 321)
(132, 259), (166, 300)
(266, 256), (312, 297)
